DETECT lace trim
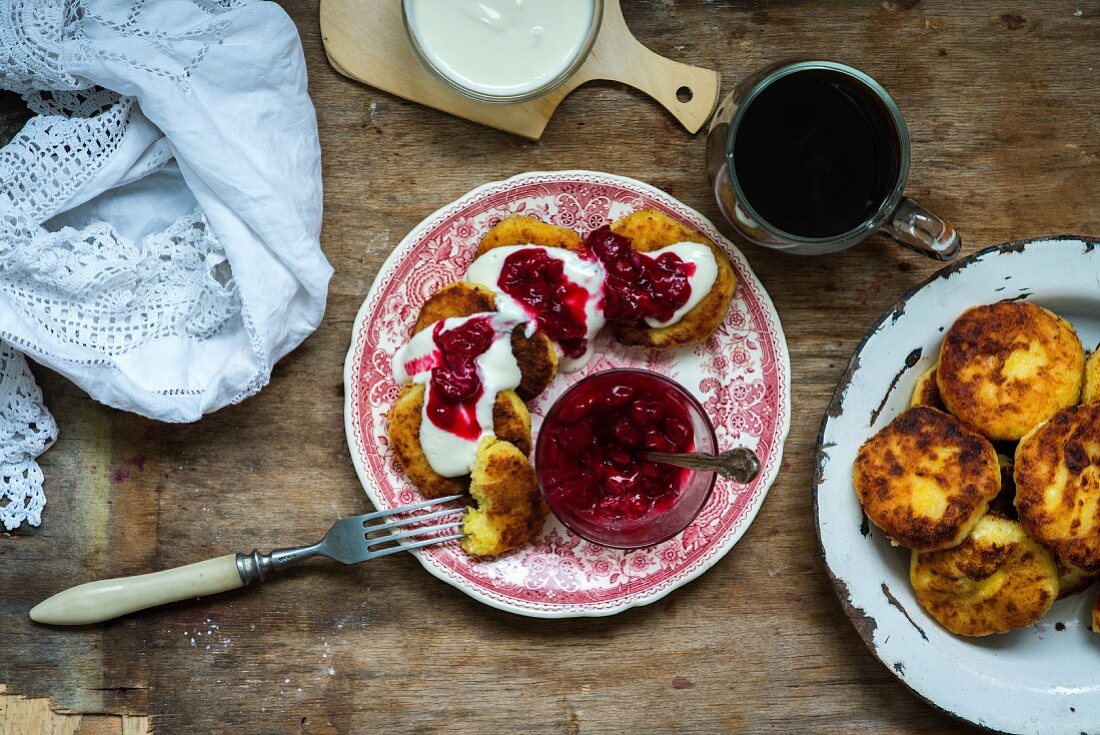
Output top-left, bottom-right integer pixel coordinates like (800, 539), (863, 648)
(0, 0), (85, 94)
(0, 209), (241, 355)
(0, 461), (47, 531)
(0, 343), (57, 530)
(0, 0), (305, 528)
(0, 89), (130, 222)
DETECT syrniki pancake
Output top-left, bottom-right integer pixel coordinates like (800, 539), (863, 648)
(413, 283), (558, 402)
(462, 437), (548, 556)
(1057, 557), (1099, 599)
(1014, 402), (1100, 573)
(854, 406), (1001, 551)
(388, 384), (531, 499)
(937, 302), (1084, 440)
(909, 363), (945, 410)
(608, 209), (736, 350)
(910, 514), (1059, 636)
(477, 215), (584, 257)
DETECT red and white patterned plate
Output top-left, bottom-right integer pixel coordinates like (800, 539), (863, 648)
(343, 171), (790, 617)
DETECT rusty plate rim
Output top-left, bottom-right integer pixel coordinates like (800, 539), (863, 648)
(813, 234), (1100, 735)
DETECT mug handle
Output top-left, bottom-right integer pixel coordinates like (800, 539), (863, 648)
(878, 197), (961, 261)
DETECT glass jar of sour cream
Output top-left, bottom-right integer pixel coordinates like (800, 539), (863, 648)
(402, 0), (603, 103)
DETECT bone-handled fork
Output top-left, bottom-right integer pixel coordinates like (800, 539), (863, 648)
(29, 495), (465, 626)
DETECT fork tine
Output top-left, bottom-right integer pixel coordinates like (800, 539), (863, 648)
(368, 521), (464, 548)
(366, 533), (464, 560)
(363, 505), (465, 534)
(352, 494), (464, 524)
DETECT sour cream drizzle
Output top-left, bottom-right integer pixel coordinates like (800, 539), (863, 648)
(641, 242), (719, 329)
(392, 313), (521, 477)
(466, 240), (718, 369)
(392, 231), (719, 477)
(465, 245), (606, 371)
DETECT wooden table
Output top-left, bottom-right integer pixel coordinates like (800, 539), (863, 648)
(2, 2), (1099, 733)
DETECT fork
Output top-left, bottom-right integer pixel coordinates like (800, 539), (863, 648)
(29, 495), (465, 626)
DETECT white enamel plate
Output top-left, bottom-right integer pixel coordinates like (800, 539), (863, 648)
(815, 237), (1100, 734)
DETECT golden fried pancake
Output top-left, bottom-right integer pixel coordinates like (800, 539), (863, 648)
(608, 209), (736, 350)
(413, 282), (496, 333)
(412, 282), (558, 402)
(1083, 346), (1100, 404)
(910, 513), (1059, 636)
(909, 364), (945, 410)
(462, 437), (548, 556)
(937, 302), (1084, 441)
(387, 384), (531, 499)
(1057, 557), (1098, 599)
(1014, 402), (1100, 572)
(854, 406), (1001, 551)
(476, 215), (583, 256)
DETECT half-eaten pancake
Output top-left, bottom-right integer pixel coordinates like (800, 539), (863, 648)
(412, 282), (558, 402)
(937, 302), (1084, 441)
(608, 209), (736, 350)
(854, 406), (1001, 551)
(910, 513), (1059, 636)
(462, 437), (548, 556)
(388, 384), (531, 499)
(1015, 402), (1100, 573)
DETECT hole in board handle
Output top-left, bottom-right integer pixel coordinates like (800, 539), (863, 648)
(676, 86), (694, 103)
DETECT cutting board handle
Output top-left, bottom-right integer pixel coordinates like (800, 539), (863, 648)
(568, 0), (721, 134)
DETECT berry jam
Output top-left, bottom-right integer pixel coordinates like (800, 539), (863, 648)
(425, 316), (495, 441)
(585, 225), (696, 326)
(537, 371), (700, 544)
(497, 248), (591, 358)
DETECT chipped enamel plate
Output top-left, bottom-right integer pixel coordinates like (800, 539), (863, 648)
(815, 237), (1100, 735)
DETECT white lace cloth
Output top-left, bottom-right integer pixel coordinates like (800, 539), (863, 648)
(0, 0), (332, 529)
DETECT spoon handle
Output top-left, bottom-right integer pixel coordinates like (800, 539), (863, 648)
(644, 447), (761, 484)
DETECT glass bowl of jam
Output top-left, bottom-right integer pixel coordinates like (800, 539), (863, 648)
(535, 369), (718, 548)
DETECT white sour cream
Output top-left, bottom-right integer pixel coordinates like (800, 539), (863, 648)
(404, 0), (597, 99)
(392, 313), (521, 477)
(643, 242), (720, 329)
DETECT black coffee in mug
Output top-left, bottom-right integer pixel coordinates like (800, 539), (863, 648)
(707, 60), (958, 259)
(732, 68), (902, 239)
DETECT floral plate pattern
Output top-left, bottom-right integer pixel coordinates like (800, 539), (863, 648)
(343, 171), (791, 617)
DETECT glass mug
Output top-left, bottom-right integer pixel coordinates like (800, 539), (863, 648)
(706, 59), (960, 260)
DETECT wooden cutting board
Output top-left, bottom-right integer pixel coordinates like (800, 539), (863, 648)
(318, 0), (721, 140)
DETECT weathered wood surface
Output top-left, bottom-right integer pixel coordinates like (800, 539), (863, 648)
(2, 2), (1099, 733)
